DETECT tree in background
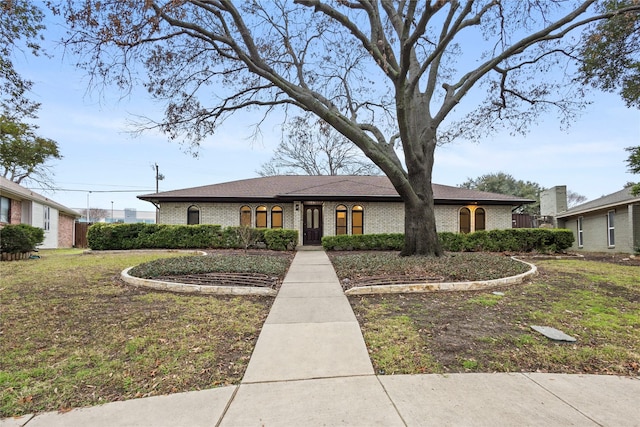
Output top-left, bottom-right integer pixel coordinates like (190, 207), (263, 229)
(258, 115), (380, 176)
(627, 146), (640, 195)
(0, 115), (62, 189)
(0, 0), (46, 118)
(460, 173), (544, 214)
(461, 172), (588, 213)
(78, 208), (108, 223)
(578, 0), (639, 109)
(60, 1), (640, 256)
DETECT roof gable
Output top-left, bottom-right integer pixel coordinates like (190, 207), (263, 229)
(138, 175), (534, 205)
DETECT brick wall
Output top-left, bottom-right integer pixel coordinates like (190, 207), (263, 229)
(562, 206), (634, 253)
(57, 213), (76, 248)
(158, 201), (515, 237)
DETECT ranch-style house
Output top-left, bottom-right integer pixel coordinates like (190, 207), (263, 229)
(138, 175), (533, 246)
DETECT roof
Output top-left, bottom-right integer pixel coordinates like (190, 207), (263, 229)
(0, 176), (81, 218)
(138, 175), (533, 205)
(556, 186), (640, 218)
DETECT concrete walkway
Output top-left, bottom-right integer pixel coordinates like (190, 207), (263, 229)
(3, 249), (639, 426)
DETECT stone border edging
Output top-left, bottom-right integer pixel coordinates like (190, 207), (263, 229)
(121, 267), (278, 296)
(344, 257), (537, 295)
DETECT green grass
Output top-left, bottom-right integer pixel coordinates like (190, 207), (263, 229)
(349, 258), (640, 376)
(0, 249), (287, 417)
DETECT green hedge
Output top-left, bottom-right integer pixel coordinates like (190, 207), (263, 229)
(322, 228), (574, 253)
(87, 223), (297, 251)
(0, 224), (45, 253)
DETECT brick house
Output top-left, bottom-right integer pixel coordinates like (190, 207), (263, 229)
(0, 176), (81, 249)
(542, 185), (640, 254)
(138, 176), (533, 246)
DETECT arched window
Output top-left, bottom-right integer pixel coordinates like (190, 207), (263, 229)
(240, 205), (252, 227)
(352, 205), (364, 235)
(335, 205), (347, 235)
(187, 205), (200, 225)
(475, 208), (486, 231)
(460, 207), (471, 234)
(255, 205), (267, 228)
(271, 206), (283, 229)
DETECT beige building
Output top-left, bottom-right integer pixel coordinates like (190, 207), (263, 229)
(138, 176), (533, 246)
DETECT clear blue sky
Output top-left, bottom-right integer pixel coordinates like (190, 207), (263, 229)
(11, 10), (640, 213)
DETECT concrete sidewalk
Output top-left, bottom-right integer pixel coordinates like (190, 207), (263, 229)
(3, 249), (639, 426)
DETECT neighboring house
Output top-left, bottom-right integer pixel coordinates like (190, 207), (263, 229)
(542, 185), (640, 254)
(138, 176), (533, 246)
(0, 176), (81, 249)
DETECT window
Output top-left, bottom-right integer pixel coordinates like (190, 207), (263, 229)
(0, 196), (10, 223)
(475, 208), (485, 231)
(240, 205), (252, 227)
(607, 210), (615, 247)
(187, 205), (200, 225)
(459, 207), (471, 234)
(335, 205), (347, 235)
(577, 217), (584, 247)
(352, 205), (364, 235)
(271, 206), (283, 228)
(43, 206), (51, 231)
(256, 205), (267, 228)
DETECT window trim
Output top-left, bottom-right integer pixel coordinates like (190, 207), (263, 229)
(187, 205), (200, 225)
(43, 206), (51, 231)
(271, 205), (283, 229)
(0, 196), (10, 223)
(255, 205), (268, 228)
(335, 204), (347, 235)
(577, 216), (584, 247)
(459, 207), (471, 234)
(240, 205), (252, 227)
(351, 205), (364, 235)
(607, 210), (615, 247)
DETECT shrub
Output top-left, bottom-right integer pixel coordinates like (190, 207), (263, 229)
(323, 229), (574, 253)
(0, 224), (44, 253)
(87, 223), (296, 251)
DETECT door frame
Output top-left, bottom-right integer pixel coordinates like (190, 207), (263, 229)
(302, 203), (323, 245)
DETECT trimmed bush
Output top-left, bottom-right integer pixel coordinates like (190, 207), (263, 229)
(323, 229), (574, 253)
(0, 224), (44, 254)
(87, 223), (297, 251)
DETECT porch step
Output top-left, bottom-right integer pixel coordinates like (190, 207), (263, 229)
(296, 245), (324, 251)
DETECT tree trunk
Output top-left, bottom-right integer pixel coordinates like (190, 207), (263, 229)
(400, 172), (443, 257)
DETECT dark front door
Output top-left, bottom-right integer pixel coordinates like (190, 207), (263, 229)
(303, 205), (323, 245)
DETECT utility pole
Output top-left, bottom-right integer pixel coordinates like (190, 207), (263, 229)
(154, 163), (165, 223)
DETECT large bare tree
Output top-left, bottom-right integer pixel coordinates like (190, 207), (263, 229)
(258, 114), (380, 176)
(60, 0), (640, 256)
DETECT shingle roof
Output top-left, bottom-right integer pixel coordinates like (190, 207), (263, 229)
(138, 175), (533, 205)
(556, 186), (640, 218)
(0, 176), (81, 217)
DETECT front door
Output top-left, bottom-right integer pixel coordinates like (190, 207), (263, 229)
(303, 205), (323, 245)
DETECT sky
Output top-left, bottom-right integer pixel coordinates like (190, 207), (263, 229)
(9, 8), (640, 214)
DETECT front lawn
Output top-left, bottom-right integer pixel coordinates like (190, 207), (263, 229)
(0, 250), (287, 418)
(346, 256), (639, 376)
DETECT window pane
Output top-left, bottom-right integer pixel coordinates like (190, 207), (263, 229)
(313, 208), (319, 228)
(0, 197), (9, 223)
(187, 206), (200, 225)
(607, 211), (615, 246)
(577, 217), (583, 247)
(460, 208), (471, 234)
(256, 205), (267, 228)
(352, 205), (363, 235)
(336, 205), (347, 235)
(240, 206), (251, 227)
(475, 208), (485, 231)
(271, 206), (283, 228)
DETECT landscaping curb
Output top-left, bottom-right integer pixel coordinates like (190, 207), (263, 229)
(344, 257), (537, 295)
(120, 267), (278, 296)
